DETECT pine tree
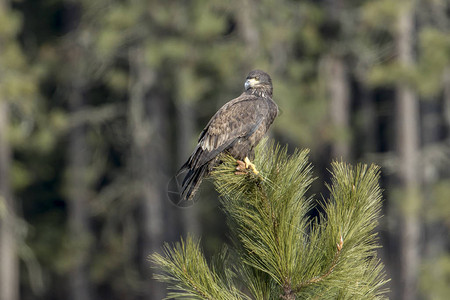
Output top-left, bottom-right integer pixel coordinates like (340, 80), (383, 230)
(151, 140), (389, 299)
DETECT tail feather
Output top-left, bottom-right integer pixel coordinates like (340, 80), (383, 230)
(180, 165), (208, 202)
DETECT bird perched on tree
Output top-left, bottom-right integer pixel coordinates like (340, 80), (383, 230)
(177, 70), (278, 203)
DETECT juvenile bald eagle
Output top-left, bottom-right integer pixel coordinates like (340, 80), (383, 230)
(178, 70), (278, 202)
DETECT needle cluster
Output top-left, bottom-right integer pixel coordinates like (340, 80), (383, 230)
(151, 140), (389, 299)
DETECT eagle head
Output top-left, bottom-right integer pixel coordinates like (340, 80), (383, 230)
(244, 70), (273, 96)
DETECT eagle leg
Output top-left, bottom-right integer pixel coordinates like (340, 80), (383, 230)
(235, 160), (247, 175)
(235, 157), (259, 175)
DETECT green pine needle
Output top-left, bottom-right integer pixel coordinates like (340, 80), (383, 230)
(151, 140), (389, 299)
(150, 235), (246, 300)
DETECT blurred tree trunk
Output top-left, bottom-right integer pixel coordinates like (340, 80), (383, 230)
(323, 0), (351, 161)
(66, 76), (92, 300)
(0, 1), (19, 299)
(324, 54), (351, 160)
(236, 0), (259, 68)
(63, 2), (92, 299)
(0, 101), (19, 300)
(396, 3), (421, 300)
(128, 46), (166, 300)
(360, 87), (377, 153)
(444, 68), (450, 131)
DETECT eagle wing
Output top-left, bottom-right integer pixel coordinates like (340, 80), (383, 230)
(184, 93), (269, 170)
(177, 93), (270, 202)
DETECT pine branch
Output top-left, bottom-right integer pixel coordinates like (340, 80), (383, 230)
(152, 140), (389, 299)
(150, 235), (246, 300)
(292, 161), (389, 299)
(294, 235), (343, 291)
(212, 141), (388, 299)
(282, 235), (344, 299)
(213, 141), (315, 288)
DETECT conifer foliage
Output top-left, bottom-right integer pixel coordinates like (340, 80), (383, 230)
(151, 140), (389, 299)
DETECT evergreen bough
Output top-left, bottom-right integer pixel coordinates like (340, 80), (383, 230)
(151, 140), (389, 299)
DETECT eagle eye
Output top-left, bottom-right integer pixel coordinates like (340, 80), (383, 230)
(255, 76), (260, 81)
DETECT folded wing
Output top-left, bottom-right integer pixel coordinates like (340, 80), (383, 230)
(178, 94), (269, 201)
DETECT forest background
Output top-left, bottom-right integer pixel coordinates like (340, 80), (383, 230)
(0, 0), (449, 299)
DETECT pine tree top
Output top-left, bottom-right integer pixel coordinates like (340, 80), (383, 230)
(151, 140), (389, 299)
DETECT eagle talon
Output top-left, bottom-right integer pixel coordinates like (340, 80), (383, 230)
(235, 160), (248, 175)
(244, 157), (259, 175)
(235, 157), (259, 175)
(236, 160), (246, 171)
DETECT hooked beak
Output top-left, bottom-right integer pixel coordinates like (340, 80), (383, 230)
(245, 78), (259, 90)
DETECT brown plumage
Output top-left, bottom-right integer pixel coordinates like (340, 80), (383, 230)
(178, 70), (278, 202)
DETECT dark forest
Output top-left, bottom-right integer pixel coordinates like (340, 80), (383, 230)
(0, 0), (449, 299)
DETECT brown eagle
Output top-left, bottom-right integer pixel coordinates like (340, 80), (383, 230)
(177, 70), (278, 202)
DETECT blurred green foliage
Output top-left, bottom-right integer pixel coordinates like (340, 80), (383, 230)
(0, 0), (448, 299)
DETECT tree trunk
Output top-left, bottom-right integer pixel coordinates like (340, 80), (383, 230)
(236, 0), (260, 68)
(360, 86), (378, 153)
(128, 46), (166, 300)
(0, 1), (19, 299)
(324, 54), (351, 160)
(62, 2), (92, 297)
(66, 47), (92, 300)
(443, 68), (450, 130)
(396, 3), (421, 300)
(66, 81), (92, 300)
(0, 101), (19, 300)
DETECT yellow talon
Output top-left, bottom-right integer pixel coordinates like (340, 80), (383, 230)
(235, 157), (259, 175)
(244, 157), (259, 175)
